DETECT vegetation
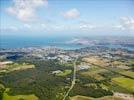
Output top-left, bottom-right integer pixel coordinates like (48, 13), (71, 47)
(0, 59), (73, 100)
(0, 63), (35, 74)
(112, 77), (134, 93)
(3, 88), (38, 100)
(70, 95), (93, 100)
(70, 95), (123, 100)
(80, 68), (106, 81)
(69, 83), (113, 98)
(0, 50), (134, 100)
(118, 71), (134, 79)
(56, 70), (72, 77)
(0, 84), (5, 100)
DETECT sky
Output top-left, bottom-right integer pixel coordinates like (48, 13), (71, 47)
(0, 0), (134, 37)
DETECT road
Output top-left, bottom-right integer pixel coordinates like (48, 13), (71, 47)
(63, 58), (77, 100)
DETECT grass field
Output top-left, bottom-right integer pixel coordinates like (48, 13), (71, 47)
(70, 95), (93, 100)
(2, 88), (38, 100)
(80, 68), (106, 80)
(82, 57), (109, 67)
(56, 69), (72, 76)
(112, 77), (134, 93)
(70, 95), (124, 100)
(0, 63), (35, 74)
(118, 71), (134, 79)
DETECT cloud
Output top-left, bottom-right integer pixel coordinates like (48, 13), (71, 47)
(24, 24), (31, 28)
(1, 26), (19, 32)
(119, 16), (134, 31)
(9, 26), (18, 31)
(79, 22), (95, 30)
(41, 23), (47, 28)
(6, 0), (48, 22)
(61, 8), (80, 19)
(113, 25), (125, 30)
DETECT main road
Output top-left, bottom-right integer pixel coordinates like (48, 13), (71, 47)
(63, 58), (77, 100)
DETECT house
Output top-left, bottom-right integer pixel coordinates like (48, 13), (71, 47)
(52, 70), (62, 74)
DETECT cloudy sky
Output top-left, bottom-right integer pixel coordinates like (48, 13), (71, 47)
(0, 0), (134, 37)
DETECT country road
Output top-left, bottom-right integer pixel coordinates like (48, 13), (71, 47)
(62, 58), (77, 100)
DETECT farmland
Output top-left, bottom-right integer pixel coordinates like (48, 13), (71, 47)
(70, 95), (124, 100)
(118, 71), (134, 79)
(80, 66), (107, 81)
(112, 77), (134, 93)
(56, 69), (72, 77)
(0, 62), (35, 74)
(3, 88), (38, 100)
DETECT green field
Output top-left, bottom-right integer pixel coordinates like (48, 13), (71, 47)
(2, 88), (38, 100)
(112, 77), (134, 93)
(56, 69), (72, 76)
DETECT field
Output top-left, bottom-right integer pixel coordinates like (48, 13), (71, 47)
(70, 95), (124, 100)
(112, 77), (134, 93)
(56, 69), (72, 76)
(82, 56), (109, 67)
(0, 62), (35, 74)
(118, 71), (134, 79)
(80, 66), (107, 80)
(2, 88), (38, 100)
(70, 95), (94, 100)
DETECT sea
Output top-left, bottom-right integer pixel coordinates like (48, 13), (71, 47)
(0, 35), (134, 51)
(0, 36), (87, 50)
